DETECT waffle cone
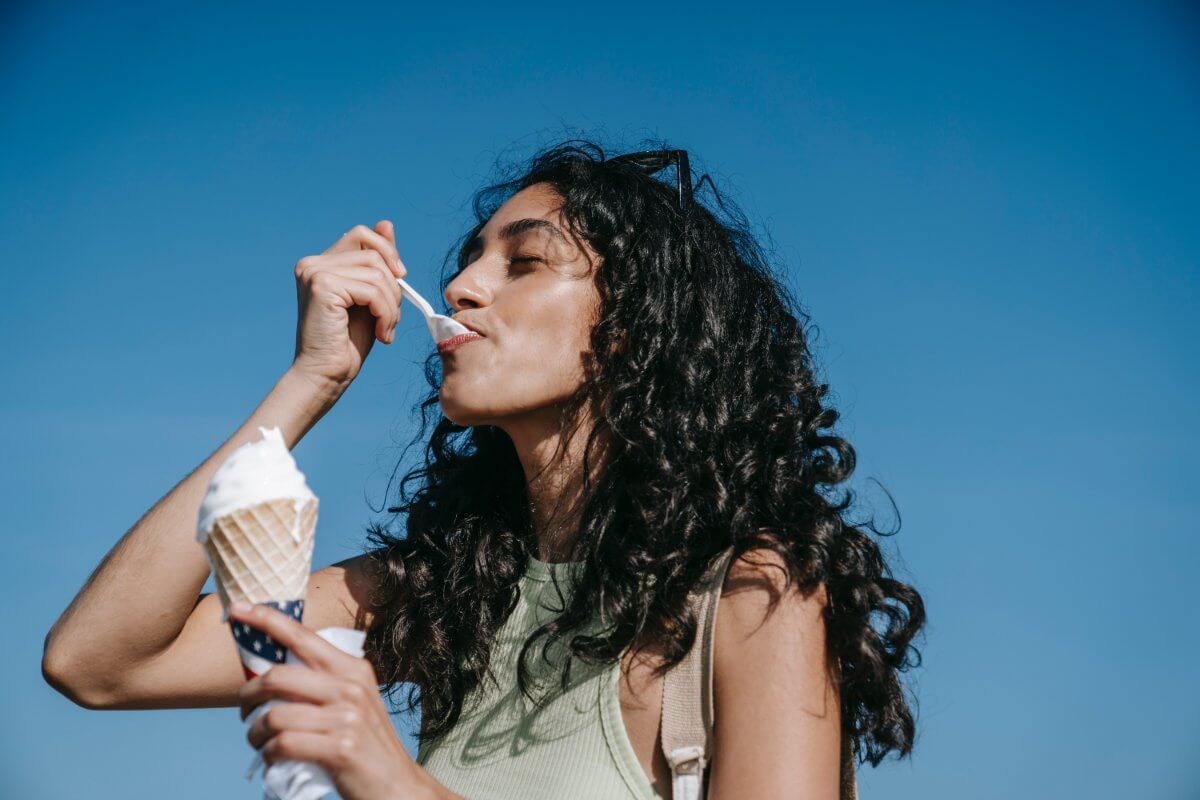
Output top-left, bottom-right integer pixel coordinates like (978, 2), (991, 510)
(202, 496), (318, 613)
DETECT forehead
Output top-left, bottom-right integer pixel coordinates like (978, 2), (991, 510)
(495, 182), (562, 222)
(469, 183), (596, 265)
(475, 184), (562, 242)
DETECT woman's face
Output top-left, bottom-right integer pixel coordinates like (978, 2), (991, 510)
(437, 182), (602, 428)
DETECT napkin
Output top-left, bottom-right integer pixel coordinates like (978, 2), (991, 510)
(243, 626), (369, 800)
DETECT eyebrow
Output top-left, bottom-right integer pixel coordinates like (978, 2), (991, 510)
(467, 218), (568, 254)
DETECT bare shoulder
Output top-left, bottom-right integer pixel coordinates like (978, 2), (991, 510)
(301, 551), (384, 632)
(707, 546), (841, 796)
(720, 546), (829, 621)
(713, 545), (832, 690)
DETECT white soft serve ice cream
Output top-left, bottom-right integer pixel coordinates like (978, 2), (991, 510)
(196, 425), (316, 545)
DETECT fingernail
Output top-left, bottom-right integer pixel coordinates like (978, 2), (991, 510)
(231, 601), (252, 614)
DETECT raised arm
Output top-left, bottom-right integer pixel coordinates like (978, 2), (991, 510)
(42, 220), (410, 709)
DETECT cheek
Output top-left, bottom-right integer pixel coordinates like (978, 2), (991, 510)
(441, 290), (597, 415)
(504, 278), (596, 369)
(526, 291), (598, 377)
(498, 309), (592, 393)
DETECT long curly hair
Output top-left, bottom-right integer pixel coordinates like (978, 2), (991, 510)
(361, 136), (926, 768)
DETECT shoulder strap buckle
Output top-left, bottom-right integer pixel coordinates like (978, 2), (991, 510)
(666, 744), (707, 775)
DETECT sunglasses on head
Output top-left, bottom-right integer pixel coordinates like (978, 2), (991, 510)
(605, 149), (694, 212)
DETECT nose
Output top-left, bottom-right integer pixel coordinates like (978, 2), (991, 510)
(444, 268), (491, 312)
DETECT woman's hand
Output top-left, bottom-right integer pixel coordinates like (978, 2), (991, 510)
(290, 220), (408, 391)
(229, 601), (433, 800)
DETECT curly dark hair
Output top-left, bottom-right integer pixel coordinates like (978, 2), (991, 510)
(361, 135), (926, 769)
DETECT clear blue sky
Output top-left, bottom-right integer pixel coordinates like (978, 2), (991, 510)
(3, 2), (1197, 798)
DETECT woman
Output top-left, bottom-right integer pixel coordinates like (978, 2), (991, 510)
(42, 138), (925, 799)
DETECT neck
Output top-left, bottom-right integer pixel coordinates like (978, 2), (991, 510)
(500, 403), (607, 563)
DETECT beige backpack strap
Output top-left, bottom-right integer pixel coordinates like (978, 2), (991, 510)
(660, 546), (737, 800)
(661, 545), (860, 799)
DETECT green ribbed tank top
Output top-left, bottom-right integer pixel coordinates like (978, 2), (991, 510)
(416, 553), (661, 799)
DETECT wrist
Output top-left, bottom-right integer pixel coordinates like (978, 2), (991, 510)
(281, 366), (349, 405)
(252, 368), (346, 448)
(395, 762), (461, 800)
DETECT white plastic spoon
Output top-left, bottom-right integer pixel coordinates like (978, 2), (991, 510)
(397, 278), (470, 342)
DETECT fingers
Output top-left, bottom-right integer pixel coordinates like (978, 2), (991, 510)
(325, 221), (407, 282)
(238, 664), (344, 721)
(246, 701), (360, 751)
(260, 729), (353, 770)
(229, 603), (361, 682)
(343, 279), (394, 344)
(320, 250), (403, 312)
(301, 225), (406, 344)
(295, 251), (402, 344)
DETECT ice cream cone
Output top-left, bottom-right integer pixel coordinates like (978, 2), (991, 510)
(195, 426), (319, 679)
(202, 495), (318, 613)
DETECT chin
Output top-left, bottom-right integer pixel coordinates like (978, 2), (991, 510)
(438, 388), (495, 427)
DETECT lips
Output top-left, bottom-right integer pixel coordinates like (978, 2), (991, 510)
(437, 332), (484, 355)
(456, 319), (486, 337)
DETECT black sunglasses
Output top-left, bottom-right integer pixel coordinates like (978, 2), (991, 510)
(605, 149), (694, 212)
